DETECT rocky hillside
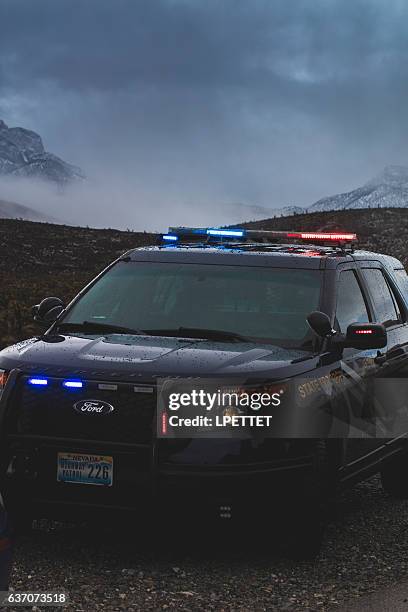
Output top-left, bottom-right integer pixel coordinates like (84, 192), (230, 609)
(1, 207), (408, 348)
(0, 119), (83, 185)
(0, 219), (154, 348)
(242, 207), (408, 265)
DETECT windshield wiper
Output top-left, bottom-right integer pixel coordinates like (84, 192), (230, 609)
(54, 321), (146, 336)
(143, 326), (251, 343)
(54, 322), (251, 342)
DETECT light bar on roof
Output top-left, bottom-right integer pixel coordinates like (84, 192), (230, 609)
(163, 226), (357, 246)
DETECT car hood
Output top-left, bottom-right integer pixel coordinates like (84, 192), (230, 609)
(0, 333), (317, 381)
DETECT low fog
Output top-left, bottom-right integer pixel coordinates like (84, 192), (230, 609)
(0, 174), (263, 231)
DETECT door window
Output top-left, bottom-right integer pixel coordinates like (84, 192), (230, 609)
(336, 270), (370, 332)
(361, 268), (401, 327)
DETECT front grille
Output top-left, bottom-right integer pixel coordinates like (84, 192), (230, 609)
(9, 376), (156, 445)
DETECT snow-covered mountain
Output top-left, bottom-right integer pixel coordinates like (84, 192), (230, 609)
(267, 166), (408, 218)
(0, 119), (83, 185)
(309, 166), (408, 212)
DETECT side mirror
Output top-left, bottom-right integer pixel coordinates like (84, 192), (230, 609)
(306, 311), (335, 338)
(32, 297), (65, 325)
(344, 322), (387, 350)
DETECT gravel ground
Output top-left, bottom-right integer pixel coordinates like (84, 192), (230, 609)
(7, 475), (408, 611)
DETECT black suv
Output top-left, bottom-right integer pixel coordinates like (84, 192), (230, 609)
(1, 226), (408, 556)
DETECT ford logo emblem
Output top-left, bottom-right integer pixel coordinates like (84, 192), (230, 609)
(73, 399), (114, 415)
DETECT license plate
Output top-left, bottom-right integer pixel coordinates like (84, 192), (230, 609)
(57, 452), (113, 486)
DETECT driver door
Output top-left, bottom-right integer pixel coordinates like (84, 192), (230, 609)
(334, 265), (385, 462)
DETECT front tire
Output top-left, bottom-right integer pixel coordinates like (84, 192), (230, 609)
(282, 440), (337, 559)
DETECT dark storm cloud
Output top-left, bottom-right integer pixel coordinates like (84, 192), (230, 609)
(0, 0), (408, 228)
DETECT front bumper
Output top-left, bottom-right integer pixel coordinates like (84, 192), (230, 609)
(0, 370), (314, 520)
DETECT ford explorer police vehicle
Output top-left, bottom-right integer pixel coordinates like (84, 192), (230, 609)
(1, 226), (408, 557)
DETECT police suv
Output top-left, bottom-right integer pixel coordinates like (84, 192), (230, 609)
(1, 226), (408, 556)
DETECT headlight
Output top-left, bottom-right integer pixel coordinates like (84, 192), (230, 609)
(0, 370), (8, 399)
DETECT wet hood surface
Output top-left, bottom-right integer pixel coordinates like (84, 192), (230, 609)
(0, 333), (317, 381)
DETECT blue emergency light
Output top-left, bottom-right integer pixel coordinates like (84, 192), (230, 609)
(162, 226), (247, 244)
(28, 377), (48, 386)
(62, 380), (84, 389)
(206, 229), (245, 238)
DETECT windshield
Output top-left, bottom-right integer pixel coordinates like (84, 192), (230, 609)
(60, 261), (322, 348)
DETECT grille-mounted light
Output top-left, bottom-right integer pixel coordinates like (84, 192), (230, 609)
(28, 377), (48, 386)
(62, 380), (84, 388)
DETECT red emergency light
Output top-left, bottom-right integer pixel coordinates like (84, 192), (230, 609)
(286, 232), (357, 241)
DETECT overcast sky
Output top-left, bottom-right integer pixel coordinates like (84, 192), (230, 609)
(1, 0), (408, 229)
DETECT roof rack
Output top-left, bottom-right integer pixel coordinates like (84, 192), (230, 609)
(161, 226), (357, 248)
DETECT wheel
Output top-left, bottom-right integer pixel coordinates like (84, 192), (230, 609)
(381, 450), (408, 498)
(281, 440), (338, 559)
